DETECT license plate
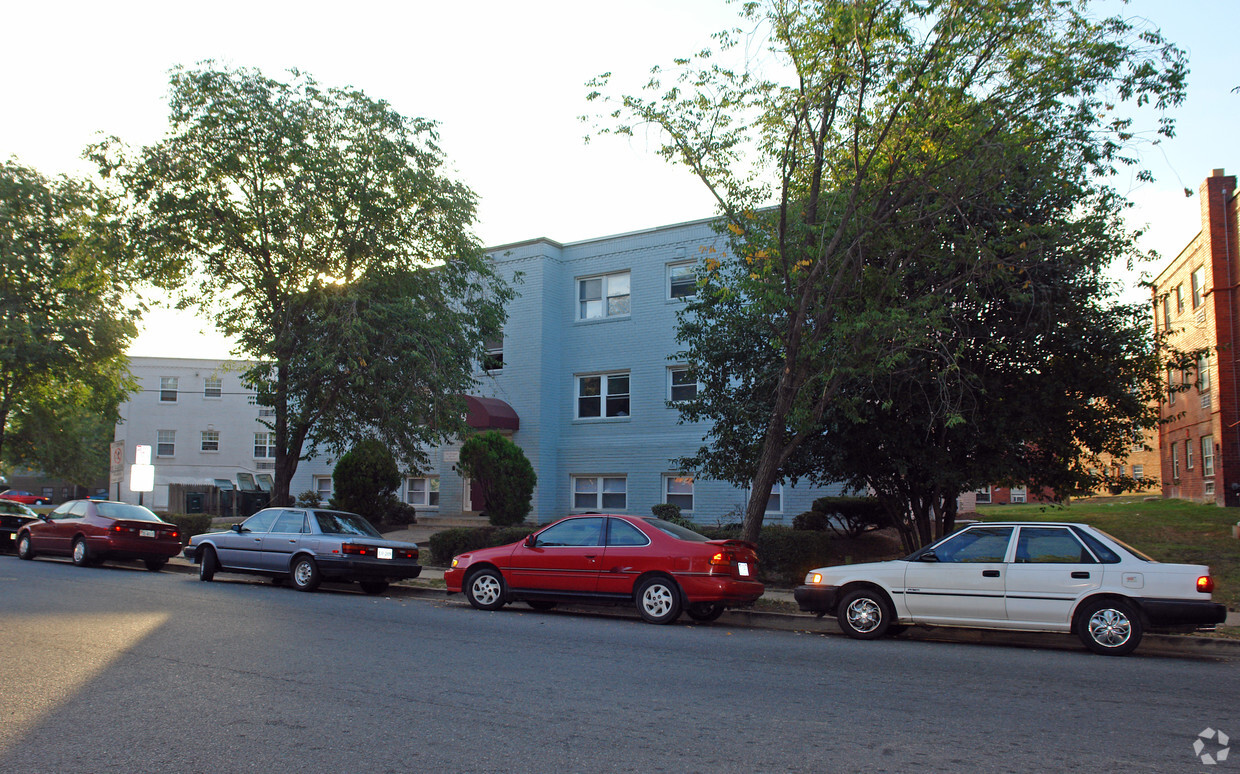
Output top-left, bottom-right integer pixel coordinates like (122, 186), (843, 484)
(737, 562), (750, 576)
(377, 547), (393, 560)
(140, 529), (156, 538)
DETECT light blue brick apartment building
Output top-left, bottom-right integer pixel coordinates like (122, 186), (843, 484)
(113, 216), (842, 524)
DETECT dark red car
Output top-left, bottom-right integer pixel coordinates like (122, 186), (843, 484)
(445, 514), (763, 624)
(16, 499), (182, 571)
(0, 489), (51, 506)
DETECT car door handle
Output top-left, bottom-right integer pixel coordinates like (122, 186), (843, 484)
(1071, 571), (1091, 579)
(982, 570), (1000, 577)
(584, 554), (598, 561)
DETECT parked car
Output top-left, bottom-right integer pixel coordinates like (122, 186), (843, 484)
(794, 521), (1227, 656)
(15, 500), (182, 571)
(184, 507), (421, 594)
(0, 489), (50, 506)
(0, 499), (39, 552)
(445, 514), (763, 624)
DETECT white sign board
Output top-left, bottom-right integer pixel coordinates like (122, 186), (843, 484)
(135, 444), (152, 466)
(110, 441), (125, 484)
(130, 464), (155, 493)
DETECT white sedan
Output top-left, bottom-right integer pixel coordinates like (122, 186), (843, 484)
(795, 521), (1227, 655)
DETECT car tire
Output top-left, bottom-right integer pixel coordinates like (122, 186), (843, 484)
(16, 533), (34, 560)
(144, 558), (167, 572)
(465, 568), (507, 610)
(636, 576), (682, 624)
(72, 538), (93, 567)
(526, 600), (557, 611)
(290, 556), (321, 592)
(836, 588), (894, 640)
(199, 547), (218, 582)
(1076, 597), (1143, 656)
(359, 581), (389, 596)
(686, 602), (726, 622)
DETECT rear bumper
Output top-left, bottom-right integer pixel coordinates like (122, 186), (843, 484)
(794, 585), (841, 614)
(1137, 598), (1228, 628)
(91, 536), (183, 560)
(315, 556), (422, 581)
(677, 575), (764, 605)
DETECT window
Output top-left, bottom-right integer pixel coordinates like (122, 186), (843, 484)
(664, 475), (694, 511)
(1168, 368), (1177, 406)
(533, 517), (605, 547)
(1186, 438), (1194, 470)
(254, 432), (276, 459)
(750, 482), (782, 514)
(314, 477), (332, 504)
(1171, 442), (1180, 479)
(160, 376), (178, 402)
(1016, 527), (1093, 564)
(931, 526), (1012, 563)
(1009, 486), (1027, 504)
(204, 377), (222, 398)
(607, 518), (650, 547)
(1162, 295), (1171, 330)
(1198, 354), (1211, 391)
(1202, 436), (1215, 476)
(1133, 465), (1144, 480)
(668, 367), (697, 403)
(573, 476), (627, 510)
(271, 510), (308, 534)
(576, 373), (630, 418)
(156, 430), (175, 457)
(1191, 266), (1206, 308)
(406, 477), (440, 508)
(200, 430), (219, 452)
(483, 334), (504, 372)
(578, 271), (630, 320)
(975, 485), (992, 504)
(1175, 284), (1184, 312)
(668, 262), (696, 299)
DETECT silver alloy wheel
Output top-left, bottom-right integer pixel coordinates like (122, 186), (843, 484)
(293, 560), (314, 586)
(471, 573), (503, 606)
(641, 582), (675, 618)
(16, 534), (32, 559)
(1087, 606), (1132, 648)
(845, 596), (883, 634)
(73, 539), (87, 565)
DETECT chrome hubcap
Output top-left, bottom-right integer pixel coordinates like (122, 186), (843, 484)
(846, 598), (882, 633)
(472, 574), (501, 605)
(1088, 608), (1131, 647)
(294, 561), (313, 585)
(642, 584), (674, 618)
(73, 541), (85, 563)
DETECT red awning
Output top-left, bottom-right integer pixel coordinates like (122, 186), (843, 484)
(465, 396), (520, 431)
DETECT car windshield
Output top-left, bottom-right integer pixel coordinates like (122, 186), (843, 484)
(95, 502), (165, 522)
(643, 518), (710, 542)
(314, 511), (383, 537)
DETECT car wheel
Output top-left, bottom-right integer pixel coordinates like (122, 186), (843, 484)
(465, 568), (507, 610)
(836, 588), (893, 640)
(290, 556), (321, 592)
(636, 576), (682, 624)
(199, 547), (218, 582)
(144, 558), (167, 572)
(72, 538), (93, 567)
(359, 581), (389, 596)
(686, 602), (726, 622)
(526, 600), (557, 611)
(1077, 598), (1143, 656)
(16, 533), (34, 560)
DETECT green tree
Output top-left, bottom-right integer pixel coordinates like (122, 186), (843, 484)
(456, 431), (536, 527)
(587, 0), (1186, 545)
(96, 64), (512, 505)
(0, 159), (138, 479)
(330, 438), (414, 528)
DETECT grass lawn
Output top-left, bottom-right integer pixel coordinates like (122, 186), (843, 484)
(976, 496), (1240, 613)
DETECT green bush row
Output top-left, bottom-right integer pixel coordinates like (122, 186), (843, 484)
(426, 525), (537, 567)
(157, 512), (214, 543)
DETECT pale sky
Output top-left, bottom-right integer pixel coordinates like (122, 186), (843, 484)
(3, 0), (1235, 359)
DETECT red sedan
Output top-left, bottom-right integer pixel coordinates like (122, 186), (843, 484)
(0, 489), (51, 506)
(445, 514), (763, 624)
(16, 499), (182, 571)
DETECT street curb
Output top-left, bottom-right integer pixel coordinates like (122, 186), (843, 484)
(165, 557), (1239, 658)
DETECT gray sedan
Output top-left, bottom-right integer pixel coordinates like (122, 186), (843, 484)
(184, 507), (421, 594)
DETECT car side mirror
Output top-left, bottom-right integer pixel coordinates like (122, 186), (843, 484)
(919, 551), (939, 563)
(231, 523), (245, 533)
(524, 535), (536, 548)
(39, 514), (51, 521)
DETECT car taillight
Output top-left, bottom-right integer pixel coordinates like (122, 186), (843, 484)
(395, 547), (419, 560)
(111, 523), (135, 534)
(710, 551), (733, 566)
(1198, 575), (1214, 593)
(341, 544), (375, 557)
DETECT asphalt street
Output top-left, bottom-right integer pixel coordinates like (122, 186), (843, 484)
(1, 554), (1237, 773)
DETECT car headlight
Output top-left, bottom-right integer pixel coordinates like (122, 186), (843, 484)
(451, 557), (460, 568)
(805, 572), (823, 585)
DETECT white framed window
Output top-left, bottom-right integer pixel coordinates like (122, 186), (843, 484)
(1009, 486), (1027, 504)
(1171, 442), (1180, 479)
(975, 485), (992, 504)
(1202, 436), (1215, 477)
(314, 476), (332, 504)
(204, 377), (222, 398)
(749, 482), (783, 514)
(1198, 354), (1211, 391)
(577, 271), (630, 320)
(572, 476), (627, 511)
(667, 262), (696, 300)
(247, 394), (259, 406)
(483, 334), (504, 372)
(254, 432), (276, 459)
(1133, 465), (1144, 480)
(160, 376), (178, 402)
(668, 367), (698, 403)
(406, 477), (440, 508)
(1168, 368), (1177, 406)
(1191, 266), (1206, 308)
(200, 430), (219, 452)
(1205, 480), (1216, 496)
(1175, 284), (1184, 312)
(156, 430), (175, 457)
(576, 373), (630, 419)
(664, 475), (694, 512)
(463, 477), (474, 512)
(1162, 295), (1171, 331)
(1186, 438), (1194, 470)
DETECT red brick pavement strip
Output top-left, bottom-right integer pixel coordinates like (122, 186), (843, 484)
(163, 555), (1239, 659)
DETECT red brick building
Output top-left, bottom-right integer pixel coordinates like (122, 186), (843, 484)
(1153, 169), (1240, 506)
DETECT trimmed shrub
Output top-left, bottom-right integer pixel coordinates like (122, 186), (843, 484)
(457, 431), (537, 527)
(158, 512), (213, 543)
(810, 496), (889, 538)
(296, 490), (322, 507)
(792, 510), (832, 531)
(329, 439), (413, 530)
(426, 525), (537, 567)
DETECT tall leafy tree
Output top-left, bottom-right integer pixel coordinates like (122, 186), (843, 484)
(456, 430), (537, 527)
(97, 64), (512, 504)
(588, 0), (1186, 544)
(0, 159), (138, 480)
